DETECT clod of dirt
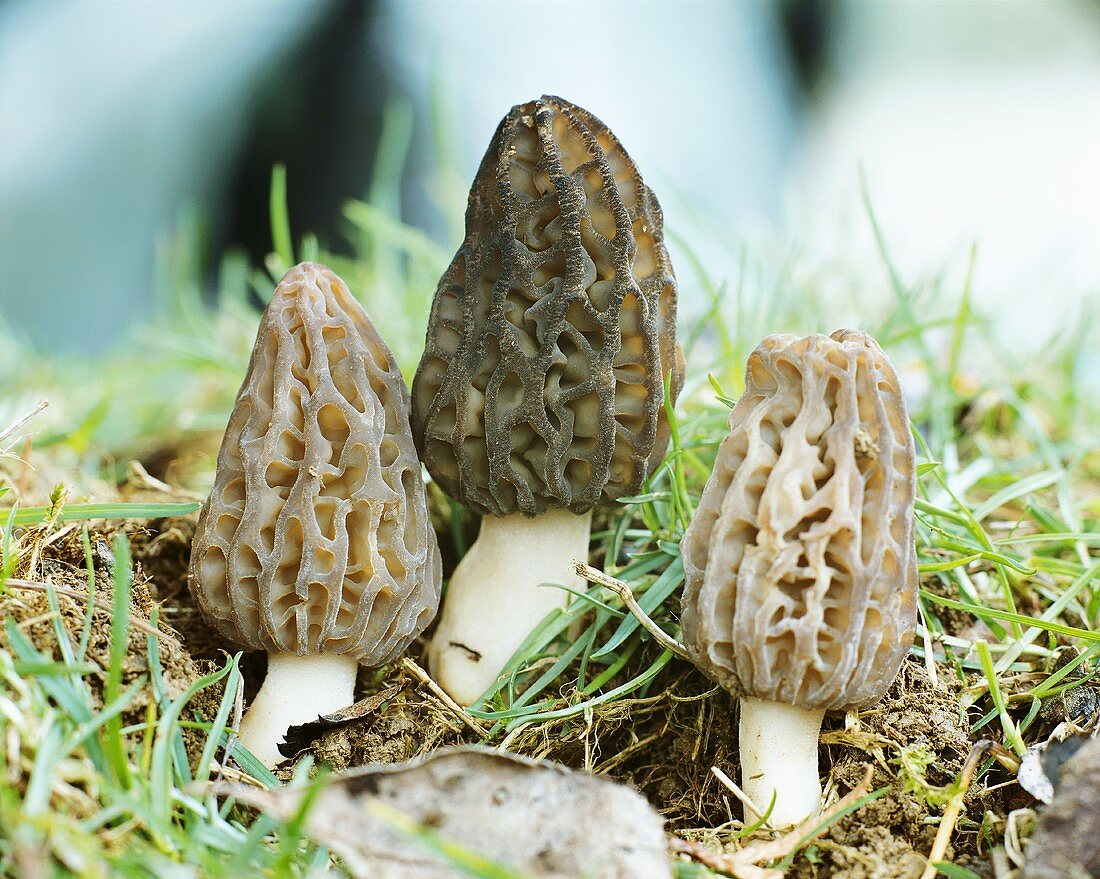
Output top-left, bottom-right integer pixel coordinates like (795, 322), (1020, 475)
(281, 683), (405, 758)
(306, 701), (439, 770)
(833, 662), (972, 778)
(236, 748), (672, 879)
(1023, 735), (1100, 879)
(791, 797), (930, 879)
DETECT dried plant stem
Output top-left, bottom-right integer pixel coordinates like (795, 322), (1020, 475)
(672, 766), (876, 879)
(919, 740), (993, 879)
(401, 657), (489, 738)
(572, 560), (692, 661)
(0, 400), (48, 449)
(711, 765), (768, 824)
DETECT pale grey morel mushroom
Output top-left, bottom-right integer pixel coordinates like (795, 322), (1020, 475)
(227, 748), (671, 879)
(411, 95), (683, 705)
(681, 330), (916, 826)
(189, 263), (441, 766)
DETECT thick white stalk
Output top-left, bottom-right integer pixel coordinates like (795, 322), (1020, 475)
(237, 652), (359, 768)
(738, 696), (826, 827)
(429, 508), (592, 706)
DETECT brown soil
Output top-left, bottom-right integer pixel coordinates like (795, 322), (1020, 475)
(788, 666), (965, 879)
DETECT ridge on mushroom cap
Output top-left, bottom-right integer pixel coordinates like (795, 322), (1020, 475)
(411, 95), (683, 518)
(681, 329), (917, 711)
(189, 262), (441, 665)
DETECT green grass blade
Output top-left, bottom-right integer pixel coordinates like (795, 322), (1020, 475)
(269, 163), (294, 271)
(103, 534), (134, 789)
(2, 501), (199, 527)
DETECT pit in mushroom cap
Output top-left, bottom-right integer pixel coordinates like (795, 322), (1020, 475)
(681, 329), (917, 825)
(410, 95), (683, 706)
(411, 94), (683, 517)
(189, 262), (441, 764)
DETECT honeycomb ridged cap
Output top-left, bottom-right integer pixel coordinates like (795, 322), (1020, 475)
(411, 95), (683, 518)
(189, 262), (441, 665)
(681, 329), (917, 711)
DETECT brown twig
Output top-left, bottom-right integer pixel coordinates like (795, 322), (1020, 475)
(401, 657), (490, 738)
(918, 739), (993, 879)
(572, 560), (693, 661)
(671, 765), (876, 879)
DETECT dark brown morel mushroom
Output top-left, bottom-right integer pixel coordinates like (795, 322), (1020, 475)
(681, 330), (916, 826)
(189, 262), (441, 766)
(411, 95), (682, 704)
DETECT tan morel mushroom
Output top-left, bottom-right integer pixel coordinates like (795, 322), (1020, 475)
(190, 262), (441, 766)
(681, 330), (916, 827)
(412, 95), (682, 705)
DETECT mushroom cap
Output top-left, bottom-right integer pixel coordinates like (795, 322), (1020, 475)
(189, 263), (441, 665)
(681, 330), (917, 711)
(411, 95), (683, 518)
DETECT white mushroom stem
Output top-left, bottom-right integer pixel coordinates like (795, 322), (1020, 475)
(429, 508), (592, 706)
(237, 653), (359, 768)
(738, 696), (826, 828)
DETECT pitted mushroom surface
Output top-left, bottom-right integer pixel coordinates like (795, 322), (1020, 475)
(681, 329), (916, 826)
(411, 95), (682, 705)
(412, 94), (681, 516)
(190, 262), (441, 765)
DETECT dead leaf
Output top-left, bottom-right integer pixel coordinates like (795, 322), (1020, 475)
(280, 684), (405, 758)
(1018, 719), (1099, 804)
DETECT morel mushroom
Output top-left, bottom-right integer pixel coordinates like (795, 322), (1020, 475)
(190, 262), (441, 766)
(411, 95), (682, 704)
(681, 330), (916, 826)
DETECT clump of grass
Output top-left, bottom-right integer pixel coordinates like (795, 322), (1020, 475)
(0, 528), (328, 877)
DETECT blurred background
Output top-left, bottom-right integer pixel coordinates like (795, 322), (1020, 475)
(1, 0), (1098, 354)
